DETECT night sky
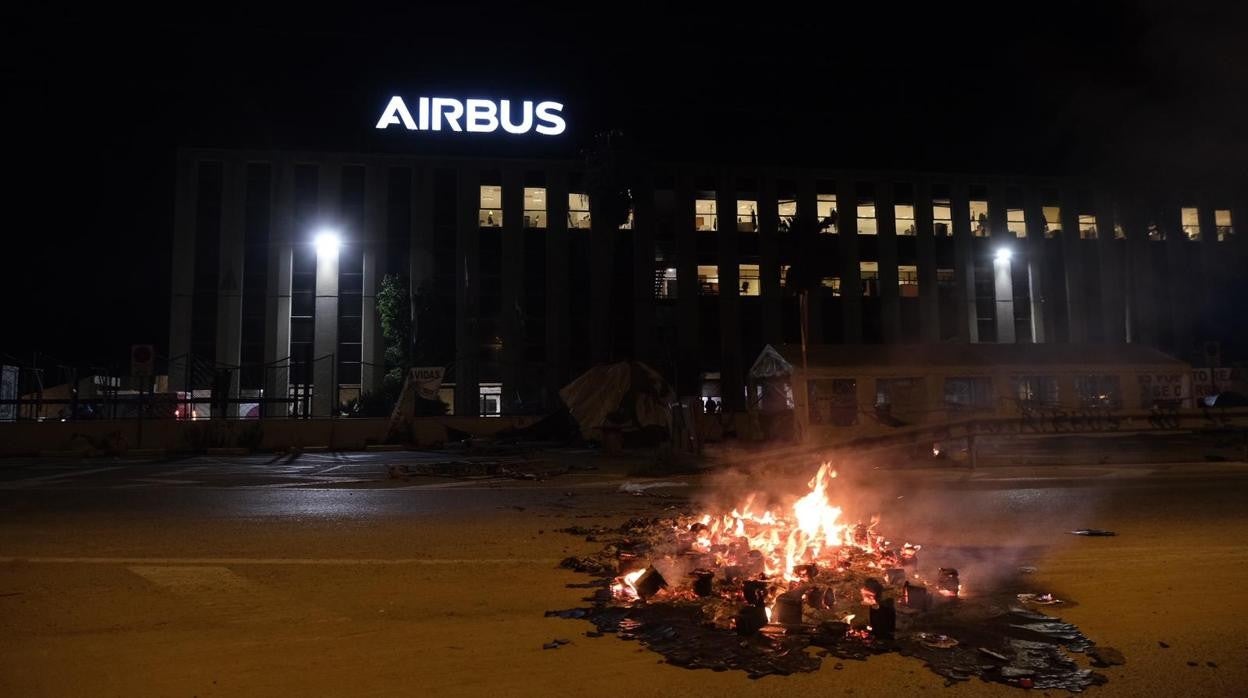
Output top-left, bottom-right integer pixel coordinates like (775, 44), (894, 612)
(5, 3), (1246, 370)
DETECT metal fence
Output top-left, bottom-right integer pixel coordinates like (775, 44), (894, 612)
(0, 351), (384, 422)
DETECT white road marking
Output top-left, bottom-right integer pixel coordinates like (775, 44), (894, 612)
(1, 556), (560, 566)
(128, 565), (256, 591)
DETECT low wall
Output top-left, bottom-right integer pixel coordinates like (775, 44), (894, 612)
(0, 415), (540, 458)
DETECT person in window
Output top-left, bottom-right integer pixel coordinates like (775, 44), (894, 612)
(487, 212), (495, 226)
(741, 281), (750, 294)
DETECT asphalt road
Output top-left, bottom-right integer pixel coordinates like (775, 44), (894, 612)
(2, 448), (1247, 696)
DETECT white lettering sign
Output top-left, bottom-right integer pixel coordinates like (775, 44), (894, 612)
(409, 366), (446, 401)
(376, 96), (566, 136)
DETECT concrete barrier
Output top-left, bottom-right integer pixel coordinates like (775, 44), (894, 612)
(0, 415), (540, 458)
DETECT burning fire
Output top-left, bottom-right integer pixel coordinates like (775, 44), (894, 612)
(687, 463), (915, 582)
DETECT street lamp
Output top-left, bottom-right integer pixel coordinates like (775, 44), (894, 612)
(314, 229), (341, 257)
(994, 247), (1012, 262)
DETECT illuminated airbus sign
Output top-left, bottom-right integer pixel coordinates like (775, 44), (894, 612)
(375, 96), (566, 136)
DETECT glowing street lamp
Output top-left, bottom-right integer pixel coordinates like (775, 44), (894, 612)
(994, 247), (1012, 262)
(314, 230), (341, 257)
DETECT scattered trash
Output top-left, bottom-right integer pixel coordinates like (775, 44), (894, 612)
(1017, 566), (1038, 574)
(1187, 661), (1199, 667)
(619, 481), (689, 495)
(1069, 529), (1117, 536)
(1207, 661), (1218, 668)
(979, 647), (1010, 661)
(542, 638), (572, 650)
(915, 632), (959, 650)
(1158, 641), (1170, 649)
(1016, 593), (1063, 606)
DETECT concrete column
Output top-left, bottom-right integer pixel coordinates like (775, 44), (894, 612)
(264, 158), (293, 415)
(1022, 186), (1048, 343)
(877, 181), (901, 343)
(409, 166), (435, 368)
(1058, 190), (1087, 343)
(500, 167), (524, 413)
(798, 178), (823, 344)
(950, 180), (978, 342)
(1096, 192), (1126, 343)
(836, 178), (861, 343)
(168, 151), (197, 392)
(675, 172), (700, 396)
(914, 180), (939, 342)
(545, 169), (570, 399)
(360, 164), (386, 396)
(589, 186), (611, 363)
(988, 183), (1015, 343)
(632, 176), (656, 364)
(455, 167), (481, 416)
(215, 159), (246, 416)
(1161, 203), (1190, 357)
(758, 174), (782, 347)
(1122, 200), (1156, 346)
(717, 174), (742, 412)
(311, 161), (341, 417)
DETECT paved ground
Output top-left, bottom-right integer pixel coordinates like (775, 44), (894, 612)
(2, 443), (1247, 696)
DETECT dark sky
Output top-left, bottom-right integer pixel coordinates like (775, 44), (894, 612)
(4, 2), (1246, 368)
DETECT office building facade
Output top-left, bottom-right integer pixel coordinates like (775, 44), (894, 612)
(169, 147), (1245, 416)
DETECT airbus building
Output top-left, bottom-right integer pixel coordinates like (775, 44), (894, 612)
(168, 94), (1246, 418)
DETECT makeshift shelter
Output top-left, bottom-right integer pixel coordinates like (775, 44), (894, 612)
(559, 361), (675, 444)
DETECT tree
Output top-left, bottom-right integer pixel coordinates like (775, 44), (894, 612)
(376, 273), (412, 394)
(582, 129), (639, 230)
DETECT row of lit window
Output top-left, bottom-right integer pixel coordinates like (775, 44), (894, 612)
(479, 186), (1235, 242)
(478, 187), (626, 230)
(653, 262), (937, 299)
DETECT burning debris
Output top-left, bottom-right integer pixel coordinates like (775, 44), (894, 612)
(549, 462), (1117, 691)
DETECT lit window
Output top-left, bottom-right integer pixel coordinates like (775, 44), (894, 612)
(1006, 208), (1026, 238)
(858, 203), (877, 235)
(817, 193), (838, 233)
(523, 187), (546, 228)
(478, 185), (502, 227)
(1180, 207), (1201, 241)
(1075, 375), (1121, 409)
(860, 261), (879, 296)
(1042, 206), (1062, 238)
(1215, 209), (1234, 242)
(696, 264), (719, 294)
(1147, 222), (1164, 241)
(898, 265), (918, 297)
(739, 264), (760, 296)
(778, 199), (798, 231)
(654, 267), (677, 298)
(695, 197), (717, 231)
(619, 209), (634, 230)
(894, 205), (916, 236)
(932, 200), (953, 237)
(1012, 375), (1059, 407)
(1077, 214), (1097, 240)
(969, 200), (989, 237)
(479, 383), (502, 417)
(1113, 217), (1126, 240)
(780, 264), (791, 287)
(736, 200), (759, 232)
(568, 193), (591, 229)
(821, 276), (841, 296)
